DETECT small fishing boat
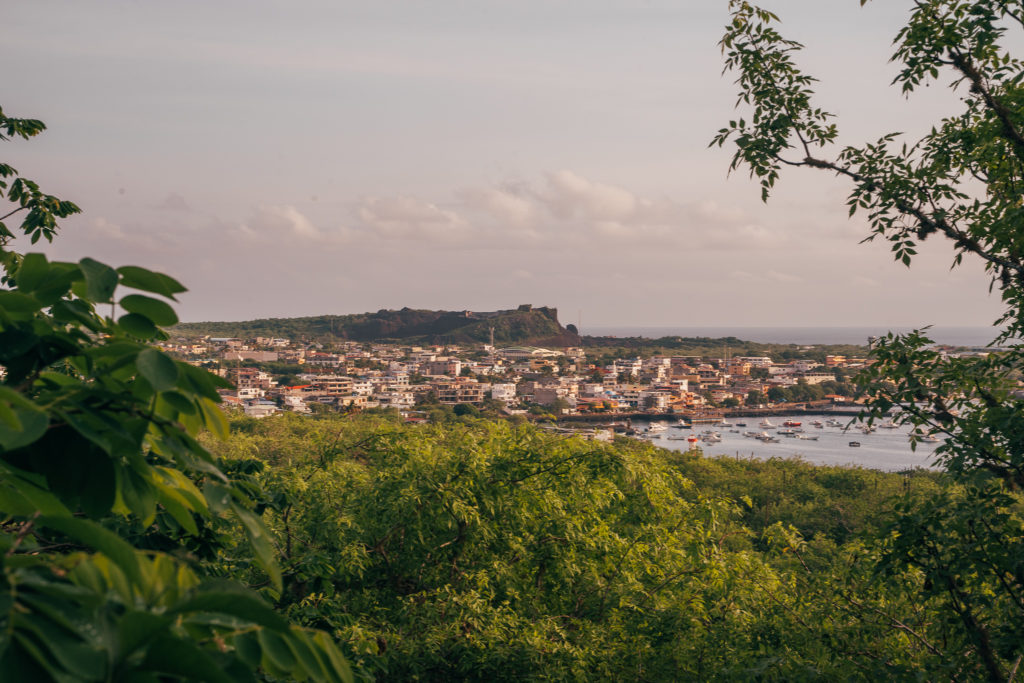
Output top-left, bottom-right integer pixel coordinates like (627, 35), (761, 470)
(849, 441), (861, 447)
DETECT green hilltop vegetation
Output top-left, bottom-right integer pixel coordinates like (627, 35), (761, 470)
(199, 410), (1005, 680)
(174, 308), (869, 360)
(583, 335), (870, 363)
(174, 305), (578, 346)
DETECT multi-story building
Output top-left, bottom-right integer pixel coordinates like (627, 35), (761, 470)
(435, 379), (486, 405)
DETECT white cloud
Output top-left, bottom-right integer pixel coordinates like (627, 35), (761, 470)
(356, 195), (468, 240)
(246, 205), (321, 240)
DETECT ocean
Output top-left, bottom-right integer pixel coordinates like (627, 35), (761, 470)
(584, 326), (1010, 347)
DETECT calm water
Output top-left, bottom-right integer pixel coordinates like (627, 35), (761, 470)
(587, 326), (1010, 347)
(638, 414), (941, 471)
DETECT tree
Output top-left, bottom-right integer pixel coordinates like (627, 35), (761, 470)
(749, 367), (770, 380)
(0, 108), (350, 680)
(717, 3), (1024, 677)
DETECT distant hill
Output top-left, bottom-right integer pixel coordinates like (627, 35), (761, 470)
(173, 305), (581, 346)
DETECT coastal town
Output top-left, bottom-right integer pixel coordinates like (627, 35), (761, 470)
(158, 333), (884, 421)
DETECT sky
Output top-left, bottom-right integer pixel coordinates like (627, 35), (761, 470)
(0, 0), (1008, 329)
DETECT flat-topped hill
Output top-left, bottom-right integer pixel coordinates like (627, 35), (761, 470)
(173, 305), (580, 346)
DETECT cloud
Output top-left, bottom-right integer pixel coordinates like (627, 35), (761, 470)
(457, 186), (536, 226)
(356, 195), (469, 240)
(158, 193), (191, 212)
(540, 170), (639, 221)
(242, 205), (325, 242)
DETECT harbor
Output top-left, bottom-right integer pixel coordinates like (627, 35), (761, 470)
(617, 413), (941, 471)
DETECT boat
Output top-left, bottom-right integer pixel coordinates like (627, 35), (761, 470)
(667, 435), (689, 441)
(647, 422), (668, 433)
(735, 422), (747, 427)
(810, 420), (823, 427)
(719, 419), (733, 427)
(759, 418), (775, 428)
(796, 434), (819, 440)
(920, 435), (941, 443)
(782, 420), (802, 427)
(776, 428), (796, 436)
(879, 420), (898, 429)
(849, 441), (861, 447)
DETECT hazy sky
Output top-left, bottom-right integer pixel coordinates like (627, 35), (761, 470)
(1, 1), (1007, 329)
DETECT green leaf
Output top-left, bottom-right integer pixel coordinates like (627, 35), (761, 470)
(0, 405), (48, 451)
(14, 253), (48, 292)
(117, 313), (158, 339)
(116, 610), (172, 663)
(119, 294), (178, 327)
(172, 585), (288, 631)
(178, 364), (231, 401)
(285, 630), (337, 682)
(136, 349), (179, 392)
(312, 631), (354, 683)
(199, 397), (230, 440)
(257, 629), (296, 674)
(231, 502), (281, 590)
(160, 391), (198, 416)
(117, 266), (186, 300)
(233, 632), (262, 669)
(0, 470), (71, 518)
(79, 257), (118, 303)
(38, 516), (142, 587)
(0, 291), (42, 314)
(140, 636), (234, 683)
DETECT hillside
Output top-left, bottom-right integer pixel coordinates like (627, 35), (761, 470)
(174, 304), (580, 346)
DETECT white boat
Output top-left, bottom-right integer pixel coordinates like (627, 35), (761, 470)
(879, 420), (899, 429)
(719, 419), (733, 427)
(760, 418), (775, 428)
(920, 435), (941, 443)
(796, 434), (819, 440)
(647, 422), (668, 433)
